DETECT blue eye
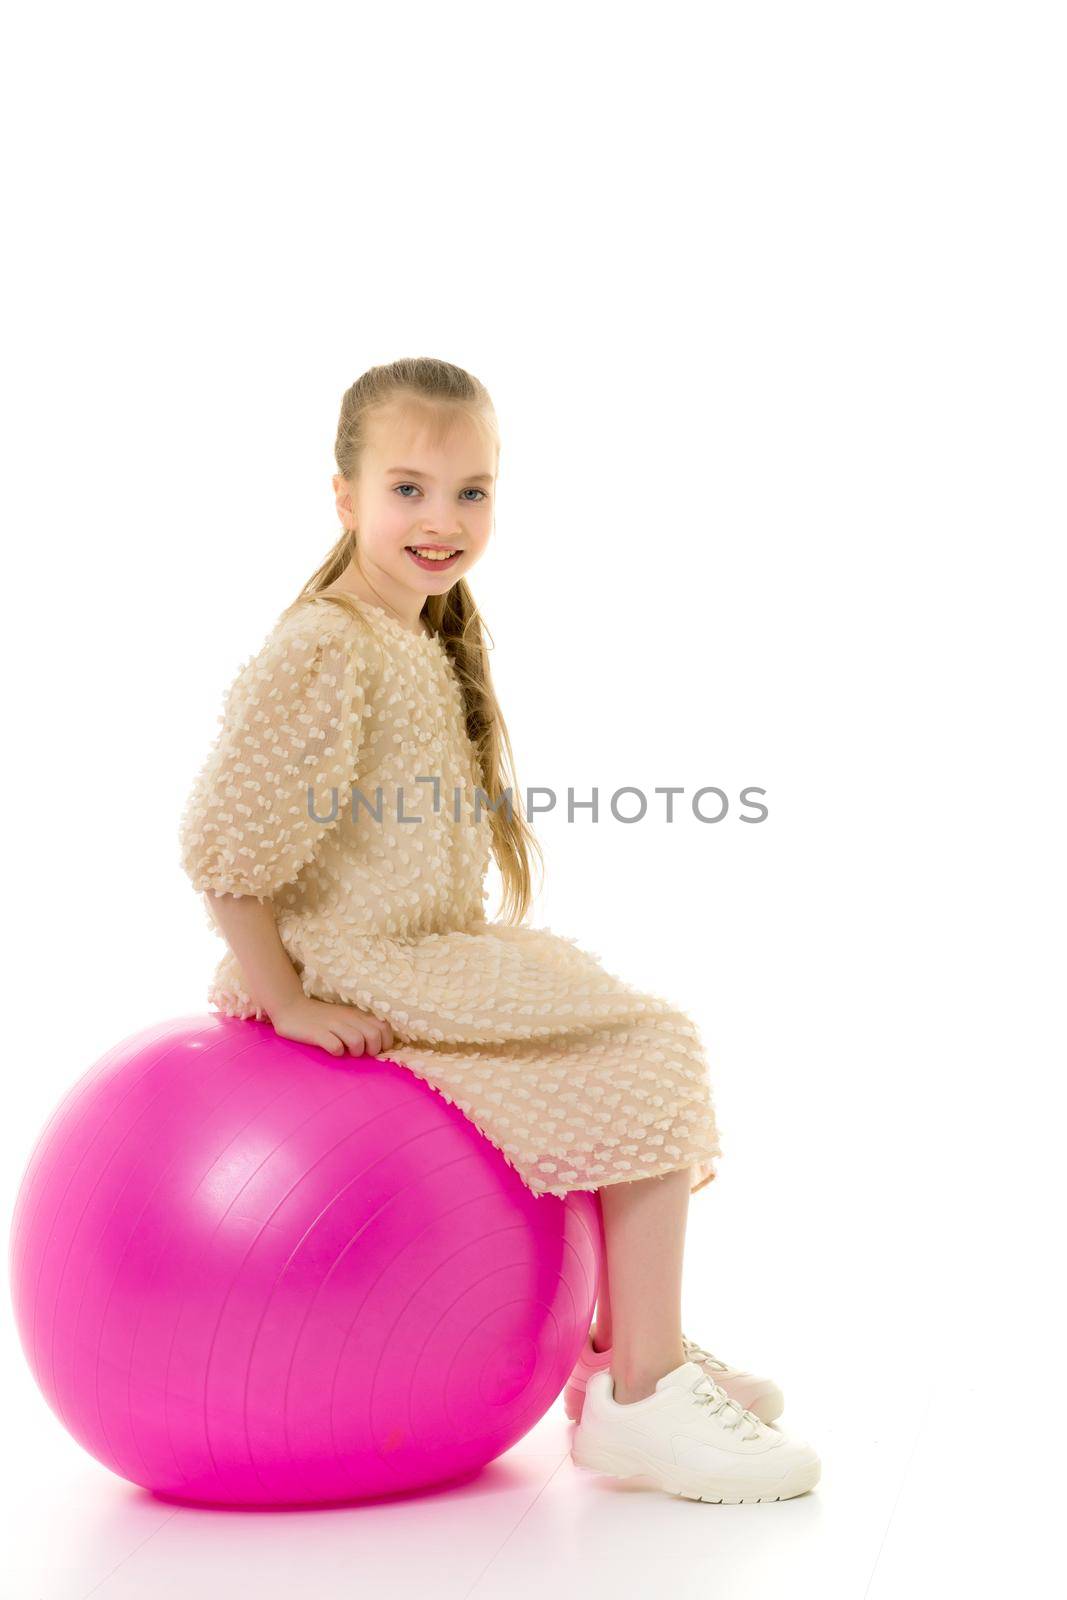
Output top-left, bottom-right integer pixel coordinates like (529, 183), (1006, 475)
(393, 484), (487, 502)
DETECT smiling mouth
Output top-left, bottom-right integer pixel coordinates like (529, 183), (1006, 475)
(405, 546), (462, 562)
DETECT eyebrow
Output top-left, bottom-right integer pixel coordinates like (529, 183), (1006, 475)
(386, 465), (494, 485)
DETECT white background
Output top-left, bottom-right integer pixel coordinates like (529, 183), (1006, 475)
(2, 2), (1063, 1595)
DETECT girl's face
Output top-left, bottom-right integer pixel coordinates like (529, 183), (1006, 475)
(333, 406), (495, 615)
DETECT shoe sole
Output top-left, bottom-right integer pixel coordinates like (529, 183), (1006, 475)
(571, 1434), (821, 1504)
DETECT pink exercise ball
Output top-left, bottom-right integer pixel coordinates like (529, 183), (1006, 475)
(8, 1014), (602, 1507)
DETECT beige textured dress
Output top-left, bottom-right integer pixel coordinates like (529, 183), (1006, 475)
(177, 594), (723, 1199)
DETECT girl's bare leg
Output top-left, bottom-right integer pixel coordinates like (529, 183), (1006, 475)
(591, 1215), (613, 1350)
(590, 1167), (691, 1404)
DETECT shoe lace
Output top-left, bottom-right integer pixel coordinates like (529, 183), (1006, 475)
(688, 1373), (764, 1441)
(681, 1333), (729, 1372)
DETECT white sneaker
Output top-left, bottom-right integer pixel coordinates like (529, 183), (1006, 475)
(571, 1360), (821, 1504)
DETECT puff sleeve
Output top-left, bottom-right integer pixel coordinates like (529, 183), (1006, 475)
(178, 617), (365, 901)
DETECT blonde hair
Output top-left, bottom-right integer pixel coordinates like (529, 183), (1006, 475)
(284, 356), (544, 925)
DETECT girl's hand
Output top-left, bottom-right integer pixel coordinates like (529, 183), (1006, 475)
(269, 995), (396, 1059)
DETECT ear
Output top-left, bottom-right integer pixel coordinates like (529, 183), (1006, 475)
(333, 475), (353, 527)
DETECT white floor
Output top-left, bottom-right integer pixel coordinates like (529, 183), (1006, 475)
(0, 1341), (911, 1600)
(0, 1346), (1034, 1600)
(5, 1182), (1053, 1600)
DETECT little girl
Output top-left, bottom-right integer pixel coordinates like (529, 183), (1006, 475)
(178, 356), (820, 1504)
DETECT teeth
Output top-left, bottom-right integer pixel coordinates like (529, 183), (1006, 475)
(410, 547), (457, 560)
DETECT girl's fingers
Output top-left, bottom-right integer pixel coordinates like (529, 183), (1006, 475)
(301, 1008), (395, 1058)
(345, 1014), (390, 1056)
